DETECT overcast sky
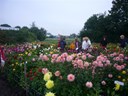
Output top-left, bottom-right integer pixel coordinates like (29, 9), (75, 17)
(0, 0), (113, 35)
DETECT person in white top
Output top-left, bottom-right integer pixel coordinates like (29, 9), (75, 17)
(82, 37), (92, 52)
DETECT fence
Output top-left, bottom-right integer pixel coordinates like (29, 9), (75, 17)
(4, 61), (43, 96)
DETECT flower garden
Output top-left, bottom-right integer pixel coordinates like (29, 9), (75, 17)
(4, 42), (128, 96)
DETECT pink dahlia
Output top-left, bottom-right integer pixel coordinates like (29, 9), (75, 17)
(54, 71), (61, 77)
(86, 82), (93, 88)
(67, 74), (75, 82)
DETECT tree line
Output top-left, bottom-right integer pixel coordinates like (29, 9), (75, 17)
(0, 23), (47, 44)
(79, 0), (128, 43)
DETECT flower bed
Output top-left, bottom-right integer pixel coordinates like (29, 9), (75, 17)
(4, 43), (128, 96)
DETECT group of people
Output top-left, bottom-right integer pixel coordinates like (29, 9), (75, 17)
(100, 35), (128, 49)
(57, 34), (128, 53)
(57, 35), (107, 53)
(57, 36), (93, 53)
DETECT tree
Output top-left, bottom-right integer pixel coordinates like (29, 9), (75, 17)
(22, 26), (29, 30)
(79, 14), (109, 42)
(19, 27), (36, 42)
(15, 26), (21, 29)
(31, 21), (36, 28)
(0, 24), (11, 27)
(79, 0), (128, 43)
(109, 0), (128, 37)
(0, 23), (47, 44)
(30, 26), (47, 41)
(69, 33), (77, 38)
(38, 28), (47, 40)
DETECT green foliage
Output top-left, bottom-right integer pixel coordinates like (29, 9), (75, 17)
(80, 14), (108, 42)
(4, 43), (128, 96)
(79, 0), (128, 43)
(0, 25), (47, 44)
(69, 33), (77, 38)
(109, 0), (128, 37)
(30, 27), (47, 41)
(1, 24), (11, 27)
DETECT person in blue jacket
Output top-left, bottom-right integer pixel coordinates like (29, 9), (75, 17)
(60, 37), (66, 52)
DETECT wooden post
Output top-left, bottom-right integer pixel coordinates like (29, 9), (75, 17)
(24, 61), (28, 96)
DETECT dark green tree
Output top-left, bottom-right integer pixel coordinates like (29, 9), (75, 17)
(109, 0), (128, 38)
(80, 14), (109, 42)
(0, 24), (11, 27)
(79, 0), (128, 43)
(39, 28), (47, 40)
(0, 23), (47, 44)
(69, 33), (77, 38)
(15, 26), (21, 29)
(30, 27), (47, 41)
(20, 26), (36, 42)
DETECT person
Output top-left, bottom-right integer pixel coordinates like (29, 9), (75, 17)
(119, 35), (128, 48)
(70, 41), (75, 50)
(100, 36), (108, 50)
(0, 45), (5, 72)
(74, 38), (81, 53)
(60, 37), (66, 52)
(82, 37), (92, 52)
(57, 37), (61, 49)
